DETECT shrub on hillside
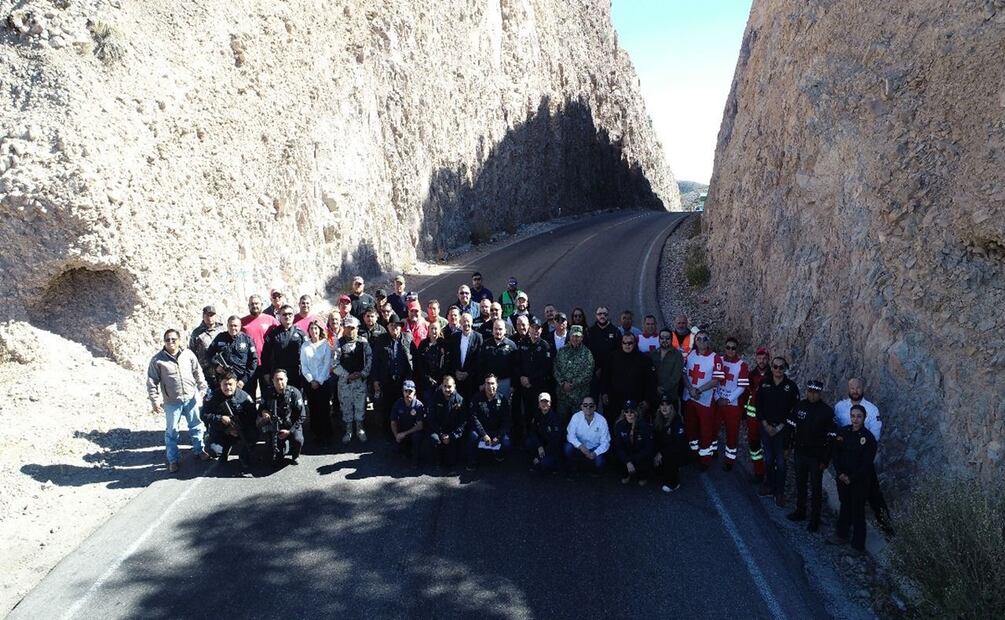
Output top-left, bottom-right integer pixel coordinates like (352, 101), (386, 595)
(684, 243), (710, 288)
(890, 478), (1005, 619)
(470, 222), (492, 245)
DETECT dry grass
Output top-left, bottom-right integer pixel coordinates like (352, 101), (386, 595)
(88, 20), (126, 65)
(890, 477), (1005, 619)
(683, 242), (710, 288)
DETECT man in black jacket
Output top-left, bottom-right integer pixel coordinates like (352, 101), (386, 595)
(517, 319), (554, 442)
(359, 306), (387, 344)
(257, 370), (306, 465)
(466, 374), (512, 469)
(201, 372), (258, 474)
(449, 313), (483, 400)
(603, 334), (656, 425)
(755, 356), (800, 506)
(613, 401), (654, 486)
(586, 306), (620, 398)
(427, 376), (467, 470)
(786, 380), (835, 532)
(207, 316), (258, 393)
(261, 305), (307, 390)
(828, 404), (877, 552)
(479, 319), (518, 402)
(371, 318), (413, 440)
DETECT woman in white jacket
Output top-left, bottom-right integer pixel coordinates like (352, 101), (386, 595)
(300, 321), (334, 446)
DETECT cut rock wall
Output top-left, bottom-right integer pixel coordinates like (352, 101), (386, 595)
(0, 0), (678, 367)
(706, 0), (1005, 481)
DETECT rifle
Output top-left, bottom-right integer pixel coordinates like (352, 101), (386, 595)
(270, 398), (282, 461)
(222, 398), (255, 462)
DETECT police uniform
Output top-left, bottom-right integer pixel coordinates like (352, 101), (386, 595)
(466, 390), (512, 466)
(613, 407), (654, 483)
(527, 398), (565, 471)
(426, 389), (467, 468)
(516, 333), (554, 441)
(831, 423), (877, 551)
(261, 325), (307, 390)
(258, 384), (306, 464)
(390, 393), (426, 464)
(785, 381), (835, 530)
(755, 374), (800, 500)
(201, 387), (258, 467)
(206, 331), (258, 390)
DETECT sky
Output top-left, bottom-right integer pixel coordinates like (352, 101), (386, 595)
(612, 1), (753, 184)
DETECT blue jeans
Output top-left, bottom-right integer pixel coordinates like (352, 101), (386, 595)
(467, 430), (511, 465)
(564, 442), (606, 472)
(164, 396), (205, 464)
(762, 426), (788, 497)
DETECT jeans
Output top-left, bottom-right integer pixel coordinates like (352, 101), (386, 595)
(761, 426), (788, 498)
(466, 430), (512, 465)
(563, 442), (607, 472)
(164, 396), (205, 464)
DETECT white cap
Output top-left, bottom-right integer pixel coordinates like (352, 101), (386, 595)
(538, 392), (551, 402)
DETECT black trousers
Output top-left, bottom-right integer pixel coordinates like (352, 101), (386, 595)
(429, 433), (461, 467)
(868, 467), (891, 524)
(794, 453), (824, 524)
(656, 445), (683, 487)
(377, 379), (404, 439)
(206, 427), (257, 465)
(266, 427), (304, 463)
(395, 432), (423, 463)
(836, 479), (869, 550)
(305, 380), (333, 441)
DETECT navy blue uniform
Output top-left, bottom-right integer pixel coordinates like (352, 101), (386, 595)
(201, 388), (258, 467)
(467, 391), (512, 465)
(390, 397), (426, 463)
(206, 331), (258, 387)
(613, 417), (654, 481)
(787, 399), (835, 528)
(427, 390), (467, 468)
(527, 406), (565, 471)
(653, 410), (688, 488)
(832, 425), (877, 550)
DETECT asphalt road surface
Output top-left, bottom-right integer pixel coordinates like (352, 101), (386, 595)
(11, 210), (838, 620)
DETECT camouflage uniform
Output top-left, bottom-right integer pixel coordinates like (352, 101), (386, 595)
(553, 343), (594, 421)
(333, 334), (372, 428)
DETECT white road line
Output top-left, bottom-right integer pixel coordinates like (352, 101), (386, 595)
(701, 476), (788, 620)
(637, 216), (678, 315)
(60, 476), (207, 620)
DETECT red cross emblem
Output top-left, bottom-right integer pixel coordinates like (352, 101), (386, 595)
(723, 366), (736, 384)
(688, 364), (706, 385)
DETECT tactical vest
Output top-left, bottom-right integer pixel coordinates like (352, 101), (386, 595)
(338, 338), (365, 373)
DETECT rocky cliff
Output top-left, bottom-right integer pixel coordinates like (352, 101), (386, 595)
(0, 0), (678, 367)
(706, 0), (1005, 481)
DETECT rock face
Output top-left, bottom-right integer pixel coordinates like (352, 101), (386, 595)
(706, 0), (1005, 480)
(0, 0), (678, 367)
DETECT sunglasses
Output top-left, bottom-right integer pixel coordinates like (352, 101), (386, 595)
(581, 403), (596, 408)
(771, 364), (785, 370)
(696, 336), (710, 342)
(622, 341), (635, 346)
(596, 312), (608, 316)
(724, 345), (737, 350)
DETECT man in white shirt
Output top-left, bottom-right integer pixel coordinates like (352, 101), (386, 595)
(636, 315), (660, 354)
(834, 377), (893, 534)
(545, 312), (568, 352)
(563, 396), (610, 474)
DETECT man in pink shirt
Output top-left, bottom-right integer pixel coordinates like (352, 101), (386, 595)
(293, 294), (322, 334)
(241, 294), (278, 400)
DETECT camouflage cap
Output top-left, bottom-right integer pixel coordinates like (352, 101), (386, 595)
(569, 325), (584, 337)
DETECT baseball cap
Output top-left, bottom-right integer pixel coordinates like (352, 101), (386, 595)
(343, 316), (359, 328)
(554, 312), (567, 323)
(516, 291), (528, 300)
(755, 346), (769, 355)
(659, 394), (672, 405)
(403, 380), (416, 391)
(507, 277), (518, 287)
(338, 294), (351, 303)
(270, 289), (283, 298)
(375, 288), (388, 298)
(407, 300), (421, 311)
(394, 275), (405, 283)
(807, 379), (824, 391)
(529, 317), (542, 328)
(202, 305), (216, 315)
(623, 400), (638, 411)
(352, 276), (364, 284)
(569, 325), (584, 336)
(538, 392), (551, 402)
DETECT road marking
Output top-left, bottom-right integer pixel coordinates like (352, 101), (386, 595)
(636, 215), (682, 315)
(701, 475), (788, 620)
(60, 475), (207, 620)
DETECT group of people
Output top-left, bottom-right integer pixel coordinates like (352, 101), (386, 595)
(146, 271), (891, 552)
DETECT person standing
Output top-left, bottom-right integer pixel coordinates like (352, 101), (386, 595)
(403, 301), (429, 349)
(293, 295), (322, 334)
(201, 372), (257, 475)
(755, 356), (800, 505)
(469, 271), (493, 303)
(653, 394), (688, 492)
(478, 319), (518, 401)
(359, 306), (387, 344)
(636, 315), (660, 354)
(426, 299), (448, 332)
(472, 298), (493, 333)
(300, 321), (333, 446)
(544, 312), (569, 352)
(507, 292), (535, 331)
(261, 305), (307, 391)
(828, 404), (877, 552)
(348, 276), (376, 320)
(669, 314), (694, 357)
(188, 305), (224, 380)
(415, 321), (449, 406)
(257, 369), (306, 466)
(834, 377), (893, 534)
(241, 294), (279, 400)
(333, 317), (373, 444)
(390, 380), (426, 467)
(651, 328), (684, 422)
(682, 331), (725, 470)
(448, 313), (483, 400)
(553, 325), (594, 421)
(479, 302), (513, 339)
(466, 374), (512, 469)
(602, 333), (656, 425)
(786, 379), (835, 532)
(564, 396), (610, 474)
(517, 319), (554, 442)
(617, 310), (642, 339)
(586, 306), (620, 399)
(386, 275), (408, 318)
(206, 315), (257, 394)
(743, 346), (771, 483)
(714, 337), (750, 470)
(455, 285), (477, 318)
(146, 329), (209, 473)
(371, 318), (414, 440)
(427, 376), (467, 471)
(499, 277), (524, 319)
(613, 401), (653, 486)
(264, 289), (285, 318)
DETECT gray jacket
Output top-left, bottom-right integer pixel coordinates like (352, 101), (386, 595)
(146, 348), (207, 406)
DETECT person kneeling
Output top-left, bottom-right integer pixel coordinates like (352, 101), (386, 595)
(613, 401), (653, 486)
(563, 397), (610, 475)
(527, 392), (564, 472)
(201, 372), (258, 475)
(391, 380), (426, 467)
(257, 369), (306, 466)
(466, 374), (512, 470)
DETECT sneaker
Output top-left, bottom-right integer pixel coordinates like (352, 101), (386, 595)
(341, 432), (352, 445)
(787, 511), (806, 522)
(356, 428), (368, 443)
(289, 457), (299, 465)
(168, 462), (179, 473)
(621, 476), (632, 485)
(661, 484), (673, 493)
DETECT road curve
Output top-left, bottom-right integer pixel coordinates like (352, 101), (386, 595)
(10, 210), (829, 620)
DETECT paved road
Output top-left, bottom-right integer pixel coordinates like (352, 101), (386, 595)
(10, 210), (834, 619)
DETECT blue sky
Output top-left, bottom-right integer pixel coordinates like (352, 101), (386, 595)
(612, 0), (753, 184)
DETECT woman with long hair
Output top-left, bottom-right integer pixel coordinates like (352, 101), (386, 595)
(612, 401), (653, 486)
(301, 320), (334, 446)
(653, 394), (688, 492)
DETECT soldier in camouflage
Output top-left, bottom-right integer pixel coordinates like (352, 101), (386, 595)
(553, 325), (594, 421)
(333, 316), (373, 444)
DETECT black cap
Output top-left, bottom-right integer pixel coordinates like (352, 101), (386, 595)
(529, 317), (542, 328)
(202, 305), (217, 315)
(623, 399), (638, 411)
(659, 394), (672, 405)
(807, 379), (824, 391)
(375, 288), (387, 298)
(554, 312), (567, 322)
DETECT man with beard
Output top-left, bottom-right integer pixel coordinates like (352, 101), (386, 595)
(261, 304), (307, 391)
(834, 377), (892, 535)
(507, 291), (536, 331)
(472, 298), (493, 333)
(359, 306), (387, 343)
(603, 333), (656, 425)
(682, 331), (725, 471)
(207, 315), (257, 393)
(669, 313), (694, 356)
(240, 294), (278, 400)
(201, 372), (258, 475)
(586, 306), (620, 398)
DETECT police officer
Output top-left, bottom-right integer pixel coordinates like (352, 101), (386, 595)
(527, 392), (564, 472)
(786, 379), (835, 532)
(516, 318), (554, 442)
(613, 401), (653, 486)
(653, 394), (687, 492)
(261, 304), (307, 391)
(828, 404), (877, 552)
(201, 372), (258, 475)
(553, 325), (594, 421)
(256, 369), (306, 466)
(206, 315), (258, 394)
(427, 375), (467, 471)
(479, 319), (518, 400)
(586, 306), (620, 398)
(333, 316), (373, 444)
(755, 356), (799, 506)
(390, 380), (425, 467)
(371, 318), (414, 440)
(466, 374), (512, 469)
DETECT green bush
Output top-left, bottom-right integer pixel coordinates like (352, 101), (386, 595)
(683, 243), (710, 288)
(890, 477), (1005, 619)
(469, 222), (492, 245)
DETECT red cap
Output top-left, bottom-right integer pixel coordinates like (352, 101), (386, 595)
(338, 294), (351, 303)
(407, 300), (421, 311)
(755, 347), (769, 355)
